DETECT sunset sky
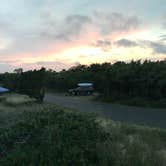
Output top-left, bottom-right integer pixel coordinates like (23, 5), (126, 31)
(0, 0), (165, 72)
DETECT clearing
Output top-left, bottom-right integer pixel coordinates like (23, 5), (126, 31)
(45, 93), (166, 128)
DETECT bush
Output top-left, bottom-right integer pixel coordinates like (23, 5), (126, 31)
(0, 105), (166, 165)
(0, 108), (107, 165)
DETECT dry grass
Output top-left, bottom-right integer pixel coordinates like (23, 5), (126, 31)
(0, 93), (36, 106)
(0, 98), (166, 165)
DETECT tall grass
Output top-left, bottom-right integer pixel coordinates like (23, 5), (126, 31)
(0, 104), (166, 165)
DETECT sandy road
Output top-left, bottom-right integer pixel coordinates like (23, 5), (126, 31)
(45, 93), (166, 128)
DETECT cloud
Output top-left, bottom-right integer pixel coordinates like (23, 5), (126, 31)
(116, 39), (138, 47)
(159, 35), (166, 41)
(92, 39), (111, 51)
(143, 40), (166, 55)
(0, 0), (164, 73)
(0, 60), (21, 64)
(39, 14), (92, 41)
(92, 11), (141, 35)
(0, 63), (15, 73)
(0, 1), (146, 72)
(0, 10), (141, 59)
(93, 39), (111, 47)
(38, 11), (141, 41)
(55, 15), (92, 41)
(115, 38), (166, 55)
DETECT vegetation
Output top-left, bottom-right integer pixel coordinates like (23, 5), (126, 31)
(0, 101), (166, 165)
(1, 94), (35, 106)
(0, 67), (46, 102)
(44, 60), (166, 108)
(1, 60), (166, 107)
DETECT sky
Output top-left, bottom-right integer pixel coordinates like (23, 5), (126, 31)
(0, 0), (165, 72)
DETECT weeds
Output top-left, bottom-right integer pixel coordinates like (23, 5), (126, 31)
(0, 104), (166, 165)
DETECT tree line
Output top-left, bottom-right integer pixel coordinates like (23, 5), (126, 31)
(46, 60), (166, 98)
(0, 60), (166, 105)
(0, 67), (46, 102)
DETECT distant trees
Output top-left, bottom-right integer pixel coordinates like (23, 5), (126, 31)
(16, 67), (46, 102)
(45, 60), (166, 102)
(1, 67), (46, 102)
(1, 60), (166, 105)
(13, 68), (23, 74)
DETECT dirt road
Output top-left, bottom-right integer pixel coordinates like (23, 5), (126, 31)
(45, 93), (166, 128)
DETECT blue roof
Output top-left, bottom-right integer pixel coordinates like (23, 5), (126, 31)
(78, 83), (93, 87)
(0, 87), (10, 93)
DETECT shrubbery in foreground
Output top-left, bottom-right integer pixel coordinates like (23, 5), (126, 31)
(0, 105), (166, 166)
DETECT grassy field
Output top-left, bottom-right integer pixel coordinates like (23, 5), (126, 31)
(0, 94), (166, 165)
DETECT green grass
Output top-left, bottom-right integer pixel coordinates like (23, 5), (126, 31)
(0, 102), (166, 165)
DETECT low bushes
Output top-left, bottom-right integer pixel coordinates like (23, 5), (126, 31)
(0, 105), (166, 165)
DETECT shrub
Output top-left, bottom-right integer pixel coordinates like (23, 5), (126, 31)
(0, 105), (166, 165)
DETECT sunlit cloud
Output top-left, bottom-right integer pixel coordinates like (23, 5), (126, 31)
(0, 0), (165, 72)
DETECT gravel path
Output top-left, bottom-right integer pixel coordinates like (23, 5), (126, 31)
(45, 93), (166, 128)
